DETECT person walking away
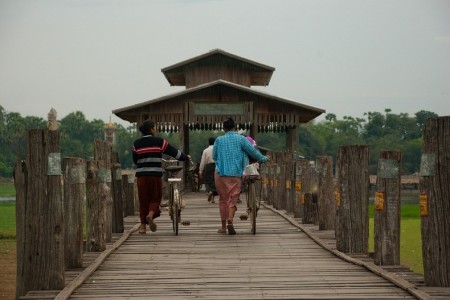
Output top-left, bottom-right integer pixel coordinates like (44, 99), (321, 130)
(213, 118), (269, 235)
(132, 119), (190, 234)
(199, 137), (218, 203)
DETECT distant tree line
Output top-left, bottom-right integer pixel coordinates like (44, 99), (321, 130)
(0, 105), (438, 178)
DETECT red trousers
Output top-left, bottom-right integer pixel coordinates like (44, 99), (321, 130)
(137, 176), (162, 224)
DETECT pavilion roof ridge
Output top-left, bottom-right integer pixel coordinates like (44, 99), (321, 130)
(161, 48), (275, 73)
(161, 49), (275, 87)
(112, 79), (325, 117)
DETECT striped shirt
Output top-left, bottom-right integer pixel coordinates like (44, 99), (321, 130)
(132, 135), (189, 177)
(213, 131), (268, 177)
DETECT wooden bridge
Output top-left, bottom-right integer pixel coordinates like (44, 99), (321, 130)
(21, 192), (449, 300)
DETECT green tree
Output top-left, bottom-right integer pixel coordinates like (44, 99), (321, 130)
(60, 111), (104, 159)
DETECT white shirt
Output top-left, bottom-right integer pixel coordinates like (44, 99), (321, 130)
(199, 145), (214, 176)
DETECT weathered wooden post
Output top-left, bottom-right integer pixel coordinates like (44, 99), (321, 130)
(273, 163), (281, 210)
(284, 154), (294, 214)
(112, 162), (124, 233)
(85, 160), (107, 252)
(278, 152), (289, 211)
(259, 163), (269, 203)
(316, 156), (335, 230)
(63, 157), (86, 268)
(335, 145), (369, 254)
(122, 174), (135, 216)
(295, 159), (315, 224)
(293, 160), (307, 219)
(134, 180), (140, 215)
(420, 116), (450, 287)
(266, 164), (275, 206)
(303, 193), (318, 224)
(94, 139), (113, 242)
(374, 150), (402, 265)
(14, 128), (65, 299)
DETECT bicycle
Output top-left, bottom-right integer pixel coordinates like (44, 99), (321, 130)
(163, 159), (185, 235)
(243, 163), (261, 235)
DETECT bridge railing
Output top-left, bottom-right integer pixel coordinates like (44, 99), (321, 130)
(259, 115), (450, 288)
(14, 130), (135, 299)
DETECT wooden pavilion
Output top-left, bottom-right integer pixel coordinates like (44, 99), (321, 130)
(113, 49), (325, 154)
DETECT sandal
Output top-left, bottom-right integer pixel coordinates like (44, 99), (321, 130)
(227, 222), (236, 235)
(138, 224), (146, 234)
(217, 228), (226, 234)
(146, 215), (157, 232)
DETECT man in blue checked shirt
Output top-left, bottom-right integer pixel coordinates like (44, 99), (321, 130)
(213, 117), (269, 235)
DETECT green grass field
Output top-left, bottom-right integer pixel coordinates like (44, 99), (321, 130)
(0, 203), (15, 239)
(0, 181), (15, 197)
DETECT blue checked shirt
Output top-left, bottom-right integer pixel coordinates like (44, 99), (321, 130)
(213, 131), (268, 177)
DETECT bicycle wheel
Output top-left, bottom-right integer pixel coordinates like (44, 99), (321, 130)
(249, 182), (257, 235)
(169, 186), (174, 222)
(173, 188), (180, 235)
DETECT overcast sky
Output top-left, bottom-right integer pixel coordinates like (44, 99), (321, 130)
(1, 0), (449, 127)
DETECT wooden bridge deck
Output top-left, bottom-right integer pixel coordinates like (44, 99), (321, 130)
(23, 192), (450, 300)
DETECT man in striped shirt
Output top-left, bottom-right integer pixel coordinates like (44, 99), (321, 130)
(133, 119), (190, 234)
(213, 118), (269, 235)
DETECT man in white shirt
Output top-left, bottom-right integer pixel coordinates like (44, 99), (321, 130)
(199, 137), (217, 203)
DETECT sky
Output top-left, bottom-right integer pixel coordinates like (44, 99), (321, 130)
(1, 0), (449, 127)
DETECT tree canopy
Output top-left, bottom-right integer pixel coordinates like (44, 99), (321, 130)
(0, 105), (439, 178)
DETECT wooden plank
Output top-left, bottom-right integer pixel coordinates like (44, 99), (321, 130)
(22, 191), (450, 299)
(65, 193), (418, 299)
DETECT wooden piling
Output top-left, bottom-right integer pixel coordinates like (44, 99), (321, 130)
(111, 163), (124, 233)
(374, 150), (402, 266)
(63, 157), (86, 268)
(86, 160), (107, 252)
(14, 129), (65, 298)
(122, 174), (135, 217)
(316, 156), (335, 230)
(335, 145), (369, 254)
(420, 116), (450, 287)
(94, 139), (113, 242)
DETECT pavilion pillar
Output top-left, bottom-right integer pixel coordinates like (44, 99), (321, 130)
(286, 126), (299, 153)
(250, 123), (258, 142)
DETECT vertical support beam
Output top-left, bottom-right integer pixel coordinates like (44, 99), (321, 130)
(278, 153), (288, 211)
(63, 157), (85, 269)
(420, 116), (450, 287)
(250, 123), (258, 143)
(293, 159), (309, 219)
(316, 156), (335, 230)
(112, 163), (124, 233)
(286, 126), (299, 153)
(86, 160), (108, 252)
(181, 124), (189, 187)
(374, 150), (402, 266)
(285, 154), (294, 214)
(15, 129), (65, 298)
(335, 145), (369, 254)
(94, 139), (113, 242)
(123, 174), (135, 217)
